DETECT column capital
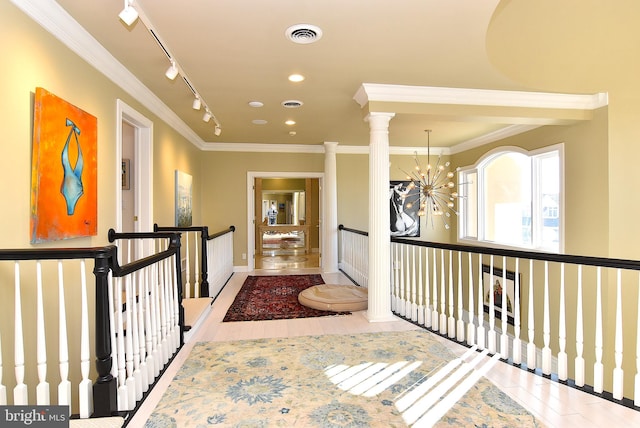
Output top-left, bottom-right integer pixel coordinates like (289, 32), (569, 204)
(323, 141), (339, 153)
(365, 112), (396, 124)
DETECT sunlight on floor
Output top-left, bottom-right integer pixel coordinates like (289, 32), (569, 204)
(323, 345), (501, 427)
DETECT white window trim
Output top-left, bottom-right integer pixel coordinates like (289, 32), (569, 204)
(457, 143), (565, 253)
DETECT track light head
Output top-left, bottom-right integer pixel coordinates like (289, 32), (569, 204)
(203, 110), (212, 122)
(214, 126), (222, 136)
(165, 60), (179, 80)
(119, 1), (138, 26)
(192, 96), (201, 110)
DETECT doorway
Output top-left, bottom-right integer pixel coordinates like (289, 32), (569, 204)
(116, 100), (153, 259)
(247, 172), (324, 270)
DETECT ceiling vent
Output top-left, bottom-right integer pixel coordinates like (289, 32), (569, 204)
(282, 100), (304, 108)
(285, 24), (323, 44)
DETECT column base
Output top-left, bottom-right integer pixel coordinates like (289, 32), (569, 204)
(365, 310), (398, 323)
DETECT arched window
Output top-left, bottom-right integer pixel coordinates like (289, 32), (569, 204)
(458, 144), (563, 252)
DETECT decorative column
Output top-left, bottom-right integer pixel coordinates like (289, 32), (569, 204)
(323, 142), (339, 273)
(366, 112), (396, 322)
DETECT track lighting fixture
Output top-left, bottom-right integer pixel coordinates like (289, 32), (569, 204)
(118, 1), (221, 136)
(165, 60), (179, 80)
(192, 96), (201, 110)
(119, 0), (138, 26)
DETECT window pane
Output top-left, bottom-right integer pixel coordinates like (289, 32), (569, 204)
(483, 153), (531, 246)
(537, 153), (560, 251)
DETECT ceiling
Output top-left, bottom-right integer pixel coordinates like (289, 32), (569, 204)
(49, 0), (606, 151)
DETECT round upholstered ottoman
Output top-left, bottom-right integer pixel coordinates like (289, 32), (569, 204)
(298, 284), (368, 312)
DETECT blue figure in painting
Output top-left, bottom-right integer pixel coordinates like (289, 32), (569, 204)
(60, 118), (84, 215)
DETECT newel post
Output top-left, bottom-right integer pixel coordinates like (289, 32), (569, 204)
(92, 250), (117, 416)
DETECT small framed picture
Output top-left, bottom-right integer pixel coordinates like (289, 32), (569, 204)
(122, 159), (130, 190)
(482, 264), (519, 325)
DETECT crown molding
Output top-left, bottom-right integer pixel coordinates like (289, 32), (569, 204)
(12, 0), (204, 146)
(449, 124), (541, 154)
(355, 83), (608, 110)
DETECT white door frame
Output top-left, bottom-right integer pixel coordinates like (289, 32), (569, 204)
(247, 171), (324, 271)
(116, 99), (153, 255)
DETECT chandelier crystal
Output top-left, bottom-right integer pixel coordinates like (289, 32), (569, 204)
(402, 130), (461, 229)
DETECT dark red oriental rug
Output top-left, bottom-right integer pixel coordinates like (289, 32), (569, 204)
(222, 274), (350, 322)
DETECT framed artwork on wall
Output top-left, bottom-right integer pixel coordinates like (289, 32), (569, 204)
(482, 264), (519, 325)
(390, 180), (420, 237)
(30, 87), (98, 243)
(122, 158), (130, 190)
(175, 170), (193, 227)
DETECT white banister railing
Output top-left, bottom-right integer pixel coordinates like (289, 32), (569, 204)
(338, 225), (640, 408)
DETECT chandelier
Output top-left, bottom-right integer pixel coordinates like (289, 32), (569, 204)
(402, 130), (460, 229)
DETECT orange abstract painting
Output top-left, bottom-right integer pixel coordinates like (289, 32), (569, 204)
(31, 87), (97, 243)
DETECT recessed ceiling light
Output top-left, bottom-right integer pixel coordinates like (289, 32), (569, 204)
(285, 120), (296, 126)
(248, 101), (264, 107)
(285, 24), (323, 44)
(252, 119), (268, 125)
(288, 74), (305, 83)
(289, 131), (297, 136)
(282, 100), (303, 108)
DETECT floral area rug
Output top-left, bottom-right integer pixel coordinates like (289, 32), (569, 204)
(145, 330), (544, 427)
(222, 274), (350, 322)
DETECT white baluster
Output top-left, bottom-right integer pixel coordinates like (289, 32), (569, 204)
(115, 277), (128, 410)
(613, 269), (624, 400)
(172, 254), (181, 350)
(447, 250), (455, 338)
(194, 232), (200, 298)
(14, 261), (28, 404)
(152, 262), (162, 376)
(499, 256), (509, 358)
(526, 259), (536, 369)
(137, 268), (149, 392)
(79, 260), (93, 418)
(391, 243), (398, 312)
(159, 259), (169, 365)
(35, 262), (50, 404)
(431, 248), (438, 331)
(594, 266), (604, 393)
(476, 253), (485, 350)
(439, 249), (447, 335)
(557, 263), (568, 380)
(466, 253), (476, 346)
(130, 272), (143, 400)
(542, 261), (551, 375)
(57, 262), (71, 407)
(456, 251), (465, 342)
(124, 275), (136, 410)
(487, 255), (496, 354)
(410, 246), (417, 321)
(107, 273), (118, 386)
(144, 267), (155, 386)
(512, 258), (521, 365)
(423, 246), (431, 329)
(185, 232), (191, 299)
(417, 246), (424, 325)
(635, 272), (640, 406)
(575, 265), (585, 387)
